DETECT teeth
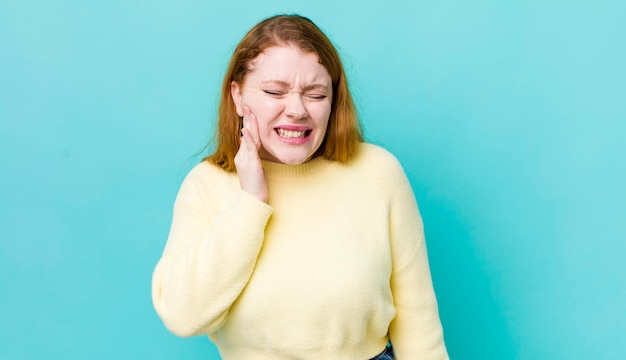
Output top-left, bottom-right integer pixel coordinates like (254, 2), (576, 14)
(277, 128), (307, 139)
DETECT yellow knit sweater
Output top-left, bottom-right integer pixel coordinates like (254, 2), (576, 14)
(152, 143), (448, 359)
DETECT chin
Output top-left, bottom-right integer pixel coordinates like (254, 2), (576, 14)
(276, 155), (311, 165)
(267, 149), (316, 165)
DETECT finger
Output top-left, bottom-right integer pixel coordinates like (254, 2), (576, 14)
(246, 108), (262, 149)
(242, 106), (251, 131)
(240, 128), (258, 154)
(241, 118), (249, 135)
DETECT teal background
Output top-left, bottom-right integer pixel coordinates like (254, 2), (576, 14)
(1, 0), (624, 359)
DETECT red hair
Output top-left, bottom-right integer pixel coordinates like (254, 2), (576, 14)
(206, 14), (362, 171)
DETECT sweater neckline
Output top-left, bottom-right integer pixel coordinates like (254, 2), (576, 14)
(261, 156), (331, 180)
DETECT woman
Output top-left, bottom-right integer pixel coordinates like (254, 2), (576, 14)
(152, 14), (449, 359)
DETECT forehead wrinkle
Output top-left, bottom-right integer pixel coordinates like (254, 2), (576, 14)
(302, 83), (329, 91)
(260, 80), (290, 87)
(260, 80), (330, 92)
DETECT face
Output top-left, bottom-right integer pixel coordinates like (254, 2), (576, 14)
(231, 45), (333, 165)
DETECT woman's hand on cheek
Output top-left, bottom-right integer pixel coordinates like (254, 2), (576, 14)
(234, 106), (269, 203)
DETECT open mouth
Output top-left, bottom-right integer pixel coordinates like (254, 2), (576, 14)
(275, 128), (312, 139)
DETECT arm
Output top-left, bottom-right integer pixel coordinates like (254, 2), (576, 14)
(387, 161), (449, 359)
(151, 171), (272, 337)
(152, 106), (270, 337)
(152, 173), (272, 337)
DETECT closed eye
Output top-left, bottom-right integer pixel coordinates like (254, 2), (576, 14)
(307, 94), (327, 100)
(263, 90), (284, 96)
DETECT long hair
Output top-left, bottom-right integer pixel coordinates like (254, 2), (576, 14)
(206, 14), (363, 171)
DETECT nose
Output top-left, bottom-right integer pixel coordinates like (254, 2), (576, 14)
(284, 93), (308, 120)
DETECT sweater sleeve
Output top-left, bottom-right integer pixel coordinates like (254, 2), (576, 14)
(151, 166), (273, 337)
(386, 160), (449, 359)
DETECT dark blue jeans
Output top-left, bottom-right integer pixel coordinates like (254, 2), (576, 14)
(369, 343), (394, 360)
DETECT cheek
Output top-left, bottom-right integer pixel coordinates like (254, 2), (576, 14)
(258, 121), (274, 137)
(245, 95), (281, 116)
(253, 112), (277, 138)
(311, 103), (332, 127)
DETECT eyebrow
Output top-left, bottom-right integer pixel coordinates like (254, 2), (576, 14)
(261, 80), (330, 91)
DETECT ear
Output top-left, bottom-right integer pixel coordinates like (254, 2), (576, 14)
(231, 81), (244, 117)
